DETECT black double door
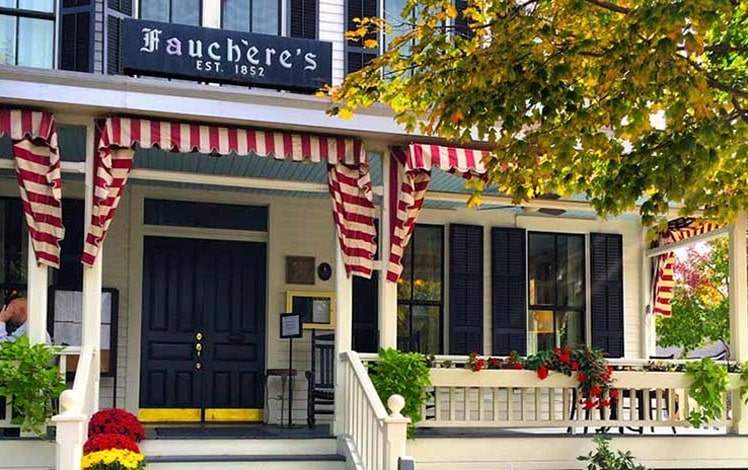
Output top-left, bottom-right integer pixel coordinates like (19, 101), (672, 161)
(139, 236), (266, 421)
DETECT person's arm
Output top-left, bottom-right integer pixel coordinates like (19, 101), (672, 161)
(0, 305), (14, 343)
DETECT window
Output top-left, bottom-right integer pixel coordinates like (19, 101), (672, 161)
(222, 0), (280, 36)
(140, 0), (201, 26)
(345, 0), (378, 74)
(527, 232), (585, 353)
(397, 225), (444, 354)
(0, 0), (55, 68)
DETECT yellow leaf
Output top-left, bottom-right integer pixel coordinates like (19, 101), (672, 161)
(338, 108), (354, 120)
(364, 39), (378, 49)
(446, 4), (457, 19)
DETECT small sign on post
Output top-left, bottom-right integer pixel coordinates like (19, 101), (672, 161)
(279, 313), (302, 427)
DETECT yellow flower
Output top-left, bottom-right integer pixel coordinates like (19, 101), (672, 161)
(81, 449), (145, 470)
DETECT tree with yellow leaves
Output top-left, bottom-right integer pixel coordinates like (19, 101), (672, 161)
(327, 0), (748, 226)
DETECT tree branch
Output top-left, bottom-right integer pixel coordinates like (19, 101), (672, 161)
(582, 0), (630, 14)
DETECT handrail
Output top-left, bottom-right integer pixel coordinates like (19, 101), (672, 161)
(343, 351), (389, 419)
(52, 345), (97, 470)
(339, 351), (409, 470)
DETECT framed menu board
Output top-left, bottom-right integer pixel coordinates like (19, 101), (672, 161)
(286, 291), (335, 330)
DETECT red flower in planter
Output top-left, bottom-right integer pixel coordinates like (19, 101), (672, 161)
(571, 361), (579, 371)
(88, 409), (145, 442)
(83, 433), (140, 454)
(610, 389), (620, 399)
(597, 399), (610, 409)
(590, 386), (602, 397)
(537, 365), (549, 380)
(577, 371), (586, 382)
(583, 399), (596, 410)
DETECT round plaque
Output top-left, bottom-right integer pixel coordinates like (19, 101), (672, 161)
(317, 262), (332, 281)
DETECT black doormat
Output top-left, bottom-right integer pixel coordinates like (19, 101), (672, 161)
(154, 426), (275, 438)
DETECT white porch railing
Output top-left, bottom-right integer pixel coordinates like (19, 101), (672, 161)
(0, 346), (80, 434)
(339, 351), (410, 470)
(52, 345), (98, 470)
(359, 354), (742, 433)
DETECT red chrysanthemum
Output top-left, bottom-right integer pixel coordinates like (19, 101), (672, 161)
(88, 409), (145, 442)
(83, 433), (140, 454)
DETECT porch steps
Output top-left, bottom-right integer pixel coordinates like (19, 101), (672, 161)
(141, 438), (346, 470)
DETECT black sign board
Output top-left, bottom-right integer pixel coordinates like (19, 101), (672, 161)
(121, 19), (333, 92)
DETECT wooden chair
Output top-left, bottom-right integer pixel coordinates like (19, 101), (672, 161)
(305, 331), (335, 428)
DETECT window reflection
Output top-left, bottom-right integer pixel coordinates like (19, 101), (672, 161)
(222, 0), (279, 35)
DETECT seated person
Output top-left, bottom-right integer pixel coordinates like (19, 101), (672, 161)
(0, 297), (30, 343)
(0, 297), (50, 344)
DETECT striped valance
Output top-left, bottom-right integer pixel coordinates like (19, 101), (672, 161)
(83, 116), (376, 278)
(0, 108), (63, 268)
(387, 143), (492, 282)
(652, 219), (722, 317)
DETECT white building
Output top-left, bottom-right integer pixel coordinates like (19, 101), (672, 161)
(1, 1), (748, 469)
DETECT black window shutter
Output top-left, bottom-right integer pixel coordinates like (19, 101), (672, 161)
(60, 1), (93, 72)
(590, 233), (624, 358)
(290, 0), (318, 39)
(353, 273), (379, 353)
(454, 0), (473, 39)
(105, 0), (131, 75)
(449, 224), (483, 354)
(106, 15), (122, 75)
(491, 227), (527, 356)
(108, 0), (133, 15)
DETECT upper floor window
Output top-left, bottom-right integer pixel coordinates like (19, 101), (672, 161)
(222, 0), (280, 36)
(140, 0), (201, 26)
(527, 232), (586, 353)
(0, 0), (55, 68)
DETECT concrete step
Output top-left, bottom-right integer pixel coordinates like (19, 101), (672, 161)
(147, 454), (346, 470)
(141, 437), (339, 457)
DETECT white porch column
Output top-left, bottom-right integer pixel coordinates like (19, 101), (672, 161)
(81, 125), (102, 413)
(26, 241), (48, 344)
(378, 152), (398, 349)
(334, 244), (352, 436)
(729, 211), (748, 434)
(641, 225), (655, 359)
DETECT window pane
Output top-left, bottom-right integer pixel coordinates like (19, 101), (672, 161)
(0, 15), (16, 66)
(528, 233), (554, 305)
(172, 0), (200, 25)
(252, 0), (278, 34)
(412, 226), (442, 301)
(396, 304), (410, 349)
(140, 0), (169, 22)
(558, 310), (584, 348)
(397, 246), (413, 299)
(412, 305), (440, 354)
(18, 0), (54, 12)
(17, 17), (53, 68)
(0, 0), (15, 8)
(557, 235), (585, 307)
(222, 0), (249, 31)
(528, 310), (554, 354)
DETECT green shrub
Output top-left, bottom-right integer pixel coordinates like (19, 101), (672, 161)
(578, 435), (647, 470)
(685, 357), (728, 427)
(0, 337), (65, 435)
(368, 348), (431, 438)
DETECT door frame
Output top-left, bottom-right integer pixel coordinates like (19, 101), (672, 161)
(125, 188), (271, 416)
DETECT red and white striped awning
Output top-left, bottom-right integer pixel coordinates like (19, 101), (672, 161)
(387, 143), (492, 282)
(652, 219), (722, 317)
(0, 108), (63, 268)
(83, 116), (376, 277)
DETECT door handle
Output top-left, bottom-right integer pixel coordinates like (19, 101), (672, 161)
(227, 333), (245, 343)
